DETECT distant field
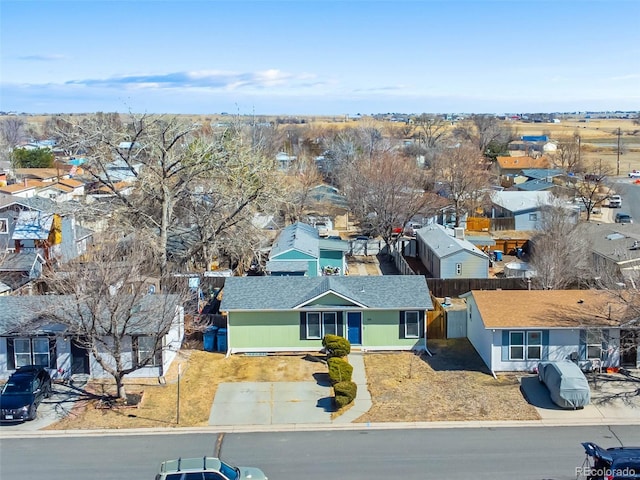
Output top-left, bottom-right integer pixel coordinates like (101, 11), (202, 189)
(13, 114), (640, 173)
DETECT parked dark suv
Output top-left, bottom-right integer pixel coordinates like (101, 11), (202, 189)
(0, 365), (52, 422)
(581, 442), (640, 480)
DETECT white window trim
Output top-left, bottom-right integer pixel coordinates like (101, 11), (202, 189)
(133, 335), (161, 367)
(509, 331), (525, 360)
(322, 312), (338, 336)
(526, 330), (542, 360)
(529, 213), (538, 221)
(586, 330), (602, 360)
(455, 263), (462, 276)
(306, 312), (322, 339)
(405, 311), (420, 339)
(13, 337), (51, 368)
(0, 218), (7, 234)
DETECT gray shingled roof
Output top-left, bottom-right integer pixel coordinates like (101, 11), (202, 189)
(416, 224), (486, 259)
(265, 260), (308, 273)
(220, 276), (433, 311)
(0, 252), (44, 272)
(270, 222), (319, 259)
(0, 294), (182, 335)
(576, 222), (640, 264)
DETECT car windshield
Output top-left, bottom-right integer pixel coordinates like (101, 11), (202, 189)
(219, 462), (239, 480)
(2, 380), (32, 394)
(166, 474), (228, 480)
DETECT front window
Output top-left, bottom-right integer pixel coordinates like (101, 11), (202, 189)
(13, 337), (51, 368)
(529, 213), (538, 221)
(405, 311), (420, 338)
(455, 263), (462, 275)
(304, 312), (342, 339)
(509, 331), (525, 360)
(133, 336), (162, 367)
(322, 312), (337, 336)
(586, 330), (602, 360)
(306, 313), (321, 339)
(0, 218), (7, 234)
(527, 331), (542, 360)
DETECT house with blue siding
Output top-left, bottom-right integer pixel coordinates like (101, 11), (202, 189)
(463, 290), (640, 374)
(490, 191), (555, 230)
(220, 275), (433, 353)
(415, 224), (489, 279)
(266, 222), (348, 276)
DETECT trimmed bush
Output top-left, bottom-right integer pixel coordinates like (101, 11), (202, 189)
(327, 357), (353, 385)
(322, 334), (351, 358)
(333, 380), (357, 409)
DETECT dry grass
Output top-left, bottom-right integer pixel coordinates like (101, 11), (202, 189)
(355, 339), (540, 423)
(44, 341), (540, 429)
(44, 351), (328, 430)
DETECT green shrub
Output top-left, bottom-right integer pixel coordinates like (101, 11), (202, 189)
(333, 380), (357, 409)
(322, 334), (351, 358)
(335, 394), (352, 409)
(327, 357), (353, 385)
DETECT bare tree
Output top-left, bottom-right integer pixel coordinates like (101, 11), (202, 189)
(413, 114), (448, 149)
(39, 235), (186, 400)
(0, 117), (26, 148)
(55, 114), (280, 276)
(281, 154), (325, 223)
(571, 159), (612, 221)
(528, 203), (589, 290)
(341, 152), (435, 250)
(429, 143), (491, 227)
(453, 115), (512, 156)
(554, 136), (583, 173)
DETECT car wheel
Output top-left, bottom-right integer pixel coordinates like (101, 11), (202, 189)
(45, 384), (52, 398)
(28, 405), (37, 421)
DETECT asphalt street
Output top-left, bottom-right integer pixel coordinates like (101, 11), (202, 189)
(2, 425), (640, 480)
(611, 176), (640, 220)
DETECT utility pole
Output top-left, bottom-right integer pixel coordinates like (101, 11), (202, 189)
(616, 127), (621, 176)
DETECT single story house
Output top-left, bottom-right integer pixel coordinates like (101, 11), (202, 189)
(266, 222), (348, 276)
(0, 295), (184, 380)
(463, 290), (639, 374)
(490, 191), (560, 230)
(495, 156), (551, 177)
(415, 224), (489, 279)
(220, 275), (433, 353)
(0, 251), (46, 293)
(0, 197), (94, 263)
(575, 222), (640, 281)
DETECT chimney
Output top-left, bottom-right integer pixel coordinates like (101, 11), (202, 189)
(454, 227), (465, 240)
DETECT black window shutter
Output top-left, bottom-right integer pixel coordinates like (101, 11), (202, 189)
(49, 337), (57, 369)
(420, 311), (425, 339)
(399, 311), (406, 339)
(337, 312), (344, 337)
(7, 338), (15, 370)
(299, 312), (307, 340)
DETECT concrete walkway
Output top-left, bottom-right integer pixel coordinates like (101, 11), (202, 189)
(333, 352), (372, 423)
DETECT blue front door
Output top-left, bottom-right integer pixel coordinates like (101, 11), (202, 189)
(347, 312), (362, 345)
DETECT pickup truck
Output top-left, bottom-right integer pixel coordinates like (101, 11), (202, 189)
(609, 195), (622, 208)
(629, 170), (640, 178)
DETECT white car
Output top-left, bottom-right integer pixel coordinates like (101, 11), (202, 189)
(629, 170), (640, 178)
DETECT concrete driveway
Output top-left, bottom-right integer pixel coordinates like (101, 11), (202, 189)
(0, 380), (89, 432)
(209, 379), (334, 426)
(520, 372), (640, 422)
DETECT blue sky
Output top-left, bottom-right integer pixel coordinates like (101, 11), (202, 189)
(1, 0), (639, 115)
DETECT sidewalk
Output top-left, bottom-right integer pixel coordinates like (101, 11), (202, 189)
(333, 352), (372, 423)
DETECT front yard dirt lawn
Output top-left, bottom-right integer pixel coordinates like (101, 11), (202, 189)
(355, 339), (540, 423)
(45, 350), (328, 430)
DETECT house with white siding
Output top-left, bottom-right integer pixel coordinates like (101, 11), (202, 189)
(490, 191), (555, 230)
(462, 290), (640, 374)
(415, 224), (489, 279)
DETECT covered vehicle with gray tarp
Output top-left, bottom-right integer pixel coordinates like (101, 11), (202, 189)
(537, 360), (591, 409)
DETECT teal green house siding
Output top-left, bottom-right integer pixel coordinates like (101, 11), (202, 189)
(272, 250), (315, 261)
(220, 276), (433, 354)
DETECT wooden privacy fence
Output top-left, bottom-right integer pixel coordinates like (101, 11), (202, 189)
(426, 277), (528, 297)
(490, 217), (516, 231)
(466, 217), (491, 231)
(426, 295), (446, 339)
